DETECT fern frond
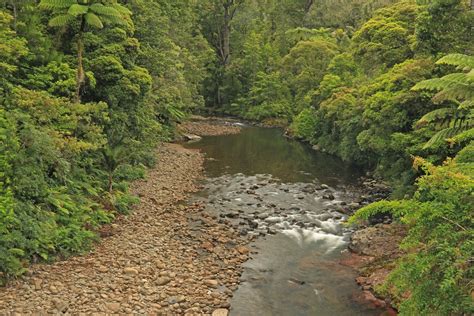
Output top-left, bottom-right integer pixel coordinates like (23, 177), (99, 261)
(100, 14), (126, 25)
(433, 85), (474, 103)
(459, 100), (474, 111)
(423, 125), (473, 149)
(449, 127), (474, 144)
(436, 54), (474, 69)
(48, 14), (75, 26)
(412, 78), (447, 92)
(416, 107), (456, 128)
(89, 3), (121, 17)
(39, 0), (76, 9)
(85, 12), (103, 29)
(67, 3), (89, 16)
(111, 3), (132, 16)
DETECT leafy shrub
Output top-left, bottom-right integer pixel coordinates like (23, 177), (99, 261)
(290, 108), (317, 140)
(350, 158), (474, 315)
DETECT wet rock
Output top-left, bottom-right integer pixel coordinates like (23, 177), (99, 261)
(183, 134), (202, 142)
(353, 291), (386, 309)
(323, 194), (335, 200)
(249, 221), (259, 229)
(236, 246), (250, 254)
(224, 211), (239, 218)
(288, 278), (305, 285)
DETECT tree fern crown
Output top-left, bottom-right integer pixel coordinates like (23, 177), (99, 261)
(39, 0), (131, 29)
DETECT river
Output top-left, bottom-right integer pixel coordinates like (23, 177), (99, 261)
(185, 126), (388, 316)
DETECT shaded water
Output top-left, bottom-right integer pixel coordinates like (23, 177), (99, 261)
(186, 127), (387, 316)
(188, 127), (360, 185)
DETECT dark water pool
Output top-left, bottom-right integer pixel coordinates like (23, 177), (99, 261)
(185, 126), (388, 316)
(186, 127), (360, 186)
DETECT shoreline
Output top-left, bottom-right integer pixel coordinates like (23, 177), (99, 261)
(0, 117), (401, 314)
(182, 115), (402, 313)
(0, 143), (247, 314)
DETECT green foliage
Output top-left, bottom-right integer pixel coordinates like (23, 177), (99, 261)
(39, 0), (130, 29)
(351, 1), (418, 71)
(415, 0), (473, 55)
(412, 54), (474, 149)
(0, 0), (212, 282)
(290, 108), (318, 140)
(350, 158), (474, 315)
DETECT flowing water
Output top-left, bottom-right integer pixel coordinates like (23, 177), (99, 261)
(185, 126), (388, 316)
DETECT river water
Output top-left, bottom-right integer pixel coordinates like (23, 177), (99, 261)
(185, 126), (388, 316)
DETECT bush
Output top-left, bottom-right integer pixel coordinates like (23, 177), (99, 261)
(350, 158), (474, 315)
(290, 108), (317, 140)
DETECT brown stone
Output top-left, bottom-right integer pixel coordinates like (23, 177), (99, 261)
(123, 267), (139, 275)
(236, 246), (250, 254)
(212, 308), (229, 316)
(105, 302), (121, 312)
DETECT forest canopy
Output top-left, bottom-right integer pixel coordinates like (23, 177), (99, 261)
(0, 0), (473, 314)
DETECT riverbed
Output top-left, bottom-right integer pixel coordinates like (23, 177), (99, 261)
(186, 126), (388, 315)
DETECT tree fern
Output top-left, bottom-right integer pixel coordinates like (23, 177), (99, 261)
(67, 4), (89, 16)
(84, 12), (103, 29)
(39, 0), (131, 102)
(89, 3), (121, 17)
(412, 54), (474, 149)
(436, 53), (474, 69)
(48, 14), (74, 27)
(39, 0), (76, 9)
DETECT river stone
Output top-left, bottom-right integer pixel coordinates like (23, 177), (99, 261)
(205, 279), (219, 287)
(105, 303), (121, 312)
(236, 246), (250, 254)
(183, 134), (202, 141)
(212, 308), (229, 316)
(156, 277), (171, 286)
(123, 267), (139, 275)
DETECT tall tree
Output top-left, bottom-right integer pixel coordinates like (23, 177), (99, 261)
(38, 0), (131, 102)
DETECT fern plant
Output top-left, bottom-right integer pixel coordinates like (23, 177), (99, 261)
(412, 54), (474, 149)
(39, 0), (131, 103)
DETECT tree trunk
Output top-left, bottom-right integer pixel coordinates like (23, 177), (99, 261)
(304, 0), (314, 13)
(108, 172), (113, 193)
(11, 1), (17, 31)
(222, 1), (231, 67)
(75, 18), (86, 103)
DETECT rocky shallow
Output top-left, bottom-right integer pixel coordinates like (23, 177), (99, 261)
(0, 144), (247, 314)
(0, 119), (403, 315)
(179, 116), (242, 137)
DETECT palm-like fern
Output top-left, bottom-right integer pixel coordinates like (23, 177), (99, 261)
(412, 54), (474, 149)
(39, 0), (131, 102)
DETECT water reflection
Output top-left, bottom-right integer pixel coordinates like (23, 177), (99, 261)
(186, 127), (361, 185)
(185, 127), (386, 316)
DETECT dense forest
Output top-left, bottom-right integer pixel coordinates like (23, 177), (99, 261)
(0, 0), (473, 314)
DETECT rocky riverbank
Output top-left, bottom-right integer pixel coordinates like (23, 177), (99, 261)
(0, 144), (248, 314)
(179, 115), (242, 138)
(341, 178), (405, 313)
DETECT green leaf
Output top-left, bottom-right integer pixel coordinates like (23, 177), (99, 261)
(84, 12), (103, 29)
(39, 0), (76, 9)
(89, 3), (121, 17)
(436, 54), (474, 69)
(67, 4), (89, 16)
(48, 14), (75, 27)
(112, 3), (132, 16)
